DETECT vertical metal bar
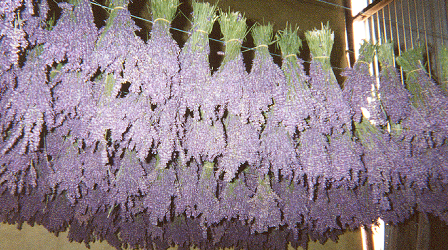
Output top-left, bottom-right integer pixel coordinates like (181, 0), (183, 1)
(377, 11), (383, 44)
(394, 0), (405, 85)
(413, 0), (420, 42)
(375, 12), (382, 81)
(369, 15), (377, 76)
(382, 6), (388, 42)
(344, 0), (355, 67)
(438, 0), (445, 45)
(407, 0), (414, 49)
(421, 0), (431, 77)
(388, 4), (394, 44)
(400, 0), (408, 51)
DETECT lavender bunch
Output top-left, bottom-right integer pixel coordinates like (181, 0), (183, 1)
(305, 23), (352, 135)
(211, 11), (247, 118)
(119, 94), (158, 162)
(154, 98), (183, 169)
(0, 0), (31, 73)
(377, 42), (411, 125)
(183, 117), (226, 164)
(328, 132), (364, 188)
(342, 41), (386, 125)
(274, 25), (315, 134)
(259, 26), (312, 181)
(0, 145), (38, 194)
(297, 127), (331, 193)
(259, 113), (300, 180)
(46, 135), (84, 204)
(219, 171), (253, 224)
(214, 12), (260, 182)
(247, 23), (286, 128)
(179, 1), (217, 120)
(174, 162), (200, 218)
(126, 0), (180, 105)
(51, 70), (97, 128)
(180, 2), (225, 164)
(218, 114), (260, 182)
(88, 0), (142, 94)
(107, 150), (149, 219)
(21, 0), (48, 47)
(195, 162), (221, 237)
(271, 180), (309, 239)
(40, 0), (98, 73)
(1, 47), (53, 156)
(397, 47), (448, 152)
(247, 176), (282, 233)
(355, 119), (411, 210)
(143, 167), (177, 225)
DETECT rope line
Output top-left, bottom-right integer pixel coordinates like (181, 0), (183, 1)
(89, 1), (350, 71)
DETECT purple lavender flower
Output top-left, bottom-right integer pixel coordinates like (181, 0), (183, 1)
(377, 43), (411, 124)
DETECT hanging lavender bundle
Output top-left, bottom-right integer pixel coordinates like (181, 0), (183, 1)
(40, 0), (98, 73)
(54, 0), (138, 150)
(194, 162), (221, 237)
(257, 25), (300, 180)
(305, 24), (352, 135)
(180, 1), (225, 164)
(377, 42), (411, 126)
(300, 24), (362, 189)
(0, 0), (31, 73)
(0, 46), (52, 194)
(179, 1), (217, 120)
(342, 41), (386, 125)
(219, 170), (253, 226)
(274, 25), (314, 134)
(211, 11), (247, 118)
(214, 12), (260, 182)
(126, 0), (180, 105)
(174, 162), (200, 218)
(355, 119), (413, 210)
(247, 176), (282, 233)
(247, 23), (286, 128)
(47, 0), (100, 137)
(397, 47), (448, 153)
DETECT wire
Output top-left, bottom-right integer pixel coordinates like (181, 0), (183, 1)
(90, 1), (350, 71)
(313, 0), (351, 11)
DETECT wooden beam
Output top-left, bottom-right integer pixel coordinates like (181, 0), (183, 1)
(344, 0), (356, 67)
(353, 0), (394, 22)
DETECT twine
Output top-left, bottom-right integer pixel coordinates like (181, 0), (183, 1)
(255, 44), (269, 49)
(284, 54), (297, 59)
(196, 29), (208, 35)
(313, 56), (330, 59)
(225, 38), (242, 45)
(203, 163), (214, 169)
(154, 18), (170, 24)
(407, 68), (423, 74)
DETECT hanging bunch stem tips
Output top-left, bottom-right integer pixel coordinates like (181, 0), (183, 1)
(251, 23), (274, 53)
(219, 10), (247, 65)
(358, 40), (376, 64)
(305, 22), (334, 70)
(276, 23), (302, 61)
(151, 0), (179, 25)
(189, 1), (217, 51)
(377, 41), (395, 67)
(396, 46), (425, 75)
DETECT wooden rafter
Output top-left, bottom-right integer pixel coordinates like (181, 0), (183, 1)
(353, 0), (394, 22)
